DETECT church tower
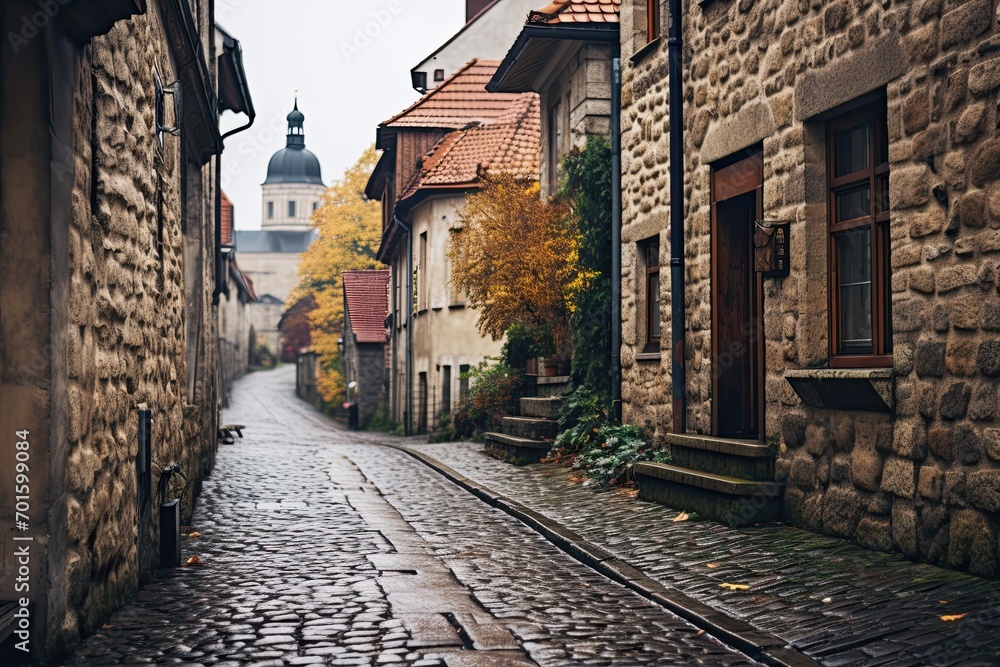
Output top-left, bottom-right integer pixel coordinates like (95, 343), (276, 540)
(260, 100), (326, 231)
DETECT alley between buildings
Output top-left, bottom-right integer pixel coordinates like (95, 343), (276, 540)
(64, 367), (760, 667)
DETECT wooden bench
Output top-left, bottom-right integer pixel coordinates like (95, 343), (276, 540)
(221, 424), (245, 438)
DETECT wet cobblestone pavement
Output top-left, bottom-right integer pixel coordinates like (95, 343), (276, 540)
(407, 441), (1000, 667)
(65, 367), (759, 667)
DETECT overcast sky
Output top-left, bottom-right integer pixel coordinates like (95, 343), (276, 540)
(218, 0), (466, 229)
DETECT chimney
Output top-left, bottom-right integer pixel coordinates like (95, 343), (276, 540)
(466, 0), (493, 22)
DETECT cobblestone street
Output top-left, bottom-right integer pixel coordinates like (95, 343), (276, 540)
(65, 367), (759, 667)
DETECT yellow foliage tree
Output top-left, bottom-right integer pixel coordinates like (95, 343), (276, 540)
(292, 146), (383, 403)
(449, 174), (579, 351)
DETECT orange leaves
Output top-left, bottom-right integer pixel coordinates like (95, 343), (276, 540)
(449, 174), (578, 346)
(720, 583), (750, 591)
(941, 613), (968, 622)
(185, 556), (201, 566)
(293, 146), (384, 403)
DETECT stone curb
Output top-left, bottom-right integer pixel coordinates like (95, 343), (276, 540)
(389, 444), (820, 667)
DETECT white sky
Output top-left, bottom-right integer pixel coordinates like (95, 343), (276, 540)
(218, 0), (466, 230)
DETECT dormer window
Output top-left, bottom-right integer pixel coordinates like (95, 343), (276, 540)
(289, 201), (296, 218)
(267, 201), (274, 219)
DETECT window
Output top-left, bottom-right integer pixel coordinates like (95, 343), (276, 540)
(267, 201), (274, 219)
(313, 201), (318, 213)
(419, 232), (428, 310)
(547, 101), (563, 189)
(640, 237), (661, 353)
(647, 0), (660, 43)
(827, 100), (891, 367)
(288, 200), (296, 218)
(434, 69), (445, 83)
(441, 366), (452, 415)
(459, 364), (470, 400)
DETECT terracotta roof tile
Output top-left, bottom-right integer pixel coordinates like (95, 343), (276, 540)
(221, 191), (234, 245)
(398, 93), (540, 203)
(527, 0), (620, 24)
(343, 270), (390, 344)
(382, 60), (526, 130)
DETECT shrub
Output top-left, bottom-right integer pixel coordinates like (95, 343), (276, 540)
(367, 408), (403, 435)
(574, 423), (671, 487)
(453, 358), (524, 440)
(553, 388), (607, 453)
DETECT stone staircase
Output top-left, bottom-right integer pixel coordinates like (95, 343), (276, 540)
(484, 376), (572, 465)
(633, 433), (783, 527)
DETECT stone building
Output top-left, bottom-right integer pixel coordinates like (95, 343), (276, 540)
(619, 0), (1000, 575)
(342, 270), (391, 429)
(218, 193), (258, 407)
(488, 0), (619, 195)
(0, 0), (252, 661)
(369, 61), (539, 434)
(234, 102), (323, 358)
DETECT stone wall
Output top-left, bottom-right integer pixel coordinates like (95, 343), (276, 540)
(0, 0), (221, 660)
(540, 42), (615, 195)
(620, 0), (1000, 575)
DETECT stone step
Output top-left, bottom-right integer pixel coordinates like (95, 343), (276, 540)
(633, 462), (784, 527)
(483, 432), (551, 465)
(502, 416), (558, 440)
(535, 375), (573, 397)
(665, 433), (776, 482)
(520, 397), (565, 420)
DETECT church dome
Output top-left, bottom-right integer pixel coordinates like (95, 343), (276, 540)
(263, 99), (324, 186)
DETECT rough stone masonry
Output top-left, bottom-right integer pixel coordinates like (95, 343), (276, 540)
(619, 0), (1000, 576)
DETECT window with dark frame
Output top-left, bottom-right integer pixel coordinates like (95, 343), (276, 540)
(827, 100), (892, 368)
(288, 200), (296, 218)
(267, 201), (274, 219)
(641, 237), (661, 353)
(647, 0), (661, 44)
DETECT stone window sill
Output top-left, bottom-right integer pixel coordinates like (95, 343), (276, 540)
(630, 37), (662, 65)
(785, 368), (894, 413)
(635, 352), (662, 362)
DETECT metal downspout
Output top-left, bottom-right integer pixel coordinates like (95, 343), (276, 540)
(668, 0), (687, 434)
(611, 57), (623, 422)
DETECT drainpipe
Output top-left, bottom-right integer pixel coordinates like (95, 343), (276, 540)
(668, 0), (686, 434)
(611, 57), (623, 423)
(393, 215), (414, 437)
(213, 113), (256, 305)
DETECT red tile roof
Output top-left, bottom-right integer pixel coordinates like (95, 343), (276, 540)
(343, 270), (390, 344)
(527, 0), (620, 24)
(382, 60), (526, 130)
(221, 191), (234, 245)
(398, 93), (540, 204)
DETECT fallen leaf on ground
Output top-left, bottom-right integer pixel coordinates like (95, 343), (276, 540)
(941, 613), (968, 622)
(673, 511), (690, 522)
(821, 597), (832, 604)
(186, 556), (201, 566)
(101, 624), (113, 629)
(720, 583), (750, 591)
(940, 600), (949, 604)
(188, 531), (201, 538)
(696, 630), (705, 636)
(706, 563), (719, 569)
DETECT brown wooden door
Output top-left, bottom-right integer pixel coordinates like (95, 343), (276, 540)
(711, 151), (763, 440)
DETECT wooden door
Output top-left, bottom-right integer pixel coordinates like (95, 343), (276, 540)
(711, 151), (763, 440)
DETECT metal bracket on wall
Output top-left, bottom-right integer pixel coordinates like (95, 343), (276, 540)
(155, 75), (183, 149)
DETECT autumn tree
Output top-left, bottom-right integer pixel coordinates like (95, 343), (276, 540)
(449, 174), (580, 353)
(293, 146), (383, 403)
